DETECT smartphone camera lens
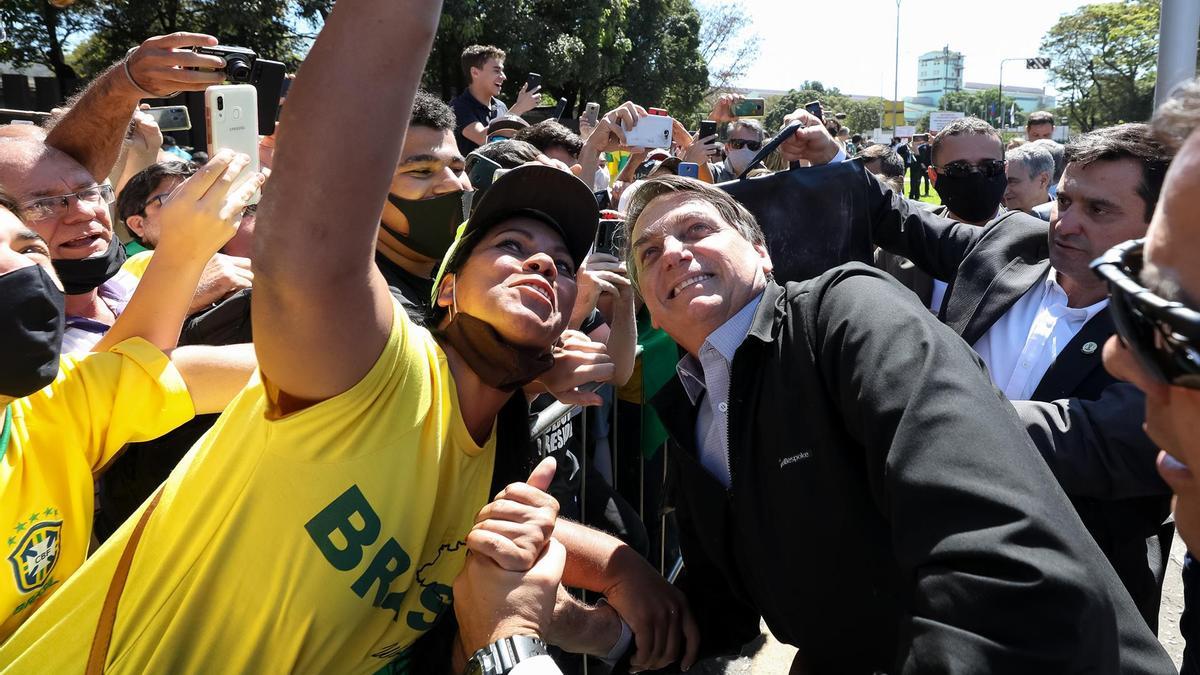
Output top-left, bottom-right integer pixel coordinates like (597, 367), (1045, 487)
(217, 96), (224, 111)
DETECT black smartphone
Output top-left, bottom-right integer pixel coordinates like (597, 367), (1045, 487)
(525, 72), (542, 92)
(593, 189), (611, 211)
(466, 154), (503, 191)
(699, 119), (718, 140)
(595, 217), (624, 257)
(805, 100), (824, 120)
(552, 97), (568, 120)
(250, 58), (286, 135)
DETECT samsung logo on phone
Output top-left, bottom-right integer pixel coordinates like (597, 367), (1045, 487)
(229, 125), (246, 132)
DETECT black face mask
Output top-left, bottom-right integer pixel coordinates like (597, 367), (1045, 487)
(382, 191), (473, 260)
(0, 266), (65, 398)
(933, 171), (1008, 224)
(437, 312), (554, 392)
(51, 237), (127, 295)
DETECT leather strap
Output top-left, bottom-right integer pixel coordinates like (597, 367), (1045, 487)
(85, 489), (162, 675)
(736, 121), (803, 180)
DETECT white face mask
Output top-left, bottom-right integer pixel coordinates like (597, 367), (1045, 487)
(725, 147), (758, 175)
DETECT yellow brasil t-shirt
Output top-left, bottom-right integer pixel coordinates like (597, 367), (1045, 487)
(0, 338), (194, 643)
(0, 300), (497, 674)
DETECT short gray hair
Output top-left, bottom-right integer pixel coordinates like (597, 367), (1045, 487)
(1028, 139), (1065, 182)
(622, 175), (763, 289)
(727, 119), (764, 141)
(1005, 144), (1054, 181)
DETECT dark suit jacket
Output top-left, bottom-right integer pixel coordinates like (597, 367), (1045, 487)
(917, 142), (932, 167)
(864, 172), (1171, 626)
(655, 271), (1173, 674)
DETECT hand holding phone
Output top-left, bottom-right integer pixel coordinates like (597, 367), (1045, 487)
(525, 73), (542, 93)
(205, 84), (261, 202)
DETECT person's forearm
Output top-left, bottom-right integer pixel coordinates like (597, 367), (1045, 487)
(117, 143), (161, 195)
(45, 64), (142, 181)
(545, 590), (623, 657)
(463, 122), (487, 147)
(170, 343), (256, 414)
(252, 0), (441, 401)
(554, 519), (635, 592)
(577, 144), (601, 191)
(604, 301), (636, 387)
(92, 248), (209, 354)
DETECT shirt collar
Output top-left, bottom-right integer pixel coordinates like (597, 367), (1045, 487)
(675, 292), (764, 405)
(1044, 268), (1108, 321)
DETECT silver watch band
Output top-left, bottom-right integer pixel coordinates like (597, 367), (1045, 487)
(467, 635), (548, 675)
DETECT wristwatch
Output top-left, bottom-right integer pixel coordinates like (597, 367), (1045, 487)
(464, 635), (549, 675)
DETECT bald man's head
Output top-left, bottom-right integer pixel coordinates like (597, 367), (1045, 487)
(1147, 78), (1200, 306)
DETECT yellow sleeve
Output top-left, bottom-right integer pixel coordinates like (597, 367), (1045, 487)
(41, 337), (196, 471)
(121, 250), (154, 279)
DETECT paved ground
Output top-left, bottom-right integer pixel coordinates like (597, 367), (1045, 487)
(671, 534), (1189, 674)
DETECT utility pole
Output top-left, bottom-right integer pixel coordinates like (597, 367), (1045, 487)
(892, 0), (901, 137)
(1155, 0), (1200, 108)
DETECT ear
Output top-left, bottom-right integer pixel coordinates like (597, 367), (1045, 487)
(1039, 172), (1051, 192)
(755, 243), (774, 277)
(125, 214), (146, 238)
(435, 272), (456, 311)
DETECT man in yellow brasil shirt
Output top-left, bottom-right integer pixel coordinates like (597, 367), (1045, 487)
(1, 1), (700, 673)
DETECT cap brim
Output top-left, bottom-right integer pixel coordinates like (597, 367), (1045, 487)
(464, 164), (598, 270)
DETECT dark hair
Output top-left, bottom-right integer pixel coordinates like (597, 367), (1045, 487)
(116, 161), (198, 240)
(512, 120), (583, 159)
(1064, 123), (1172, 222)
(1027, 111), (1055, 128)
(930, 116), (1002, 165)
(411, 89), (456, 132)
(824, 118), (843, 136)
(0, 186), (23, 221)
(469, 139), (541, 170)
(851, 134), (863, 144)
(461, 45), (506, 82)
(855, 144), (904, 178)
(1153, 77), (1200, 152)
(622, 175), (764, 289)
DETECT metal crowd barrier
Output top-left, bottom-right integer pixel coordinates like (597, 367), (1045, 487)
(529, 348), (682, 580)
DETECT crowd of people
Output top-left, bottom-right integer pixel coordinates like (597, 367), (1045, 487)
(1, 1), (1199, 673)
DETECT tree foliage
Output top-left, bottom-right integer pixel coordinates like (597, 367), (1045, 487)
(2, 0), (709, 119)
(423, 0), (708, 122)
(761, 82), (883, 137)
(1040, 0), (1160, 131)
(695, 0), (759, 97)
(939, 89), (1026, 127)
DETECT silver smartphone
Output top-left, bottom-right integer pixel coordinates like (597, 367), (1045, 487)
(145, 105), (192, 132)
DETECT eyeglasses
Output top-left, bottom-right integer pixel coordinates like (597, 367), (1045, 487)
(935, 159), (1006, 178)
(141, 191), (174, 213)
(1091, 238), (1200, 389)
(726, 138), (762, 152)
(21, 184), (115, 222)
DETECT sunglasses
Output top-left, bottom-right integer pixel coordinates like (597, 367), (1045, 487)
(936, 159), (1006, 178)
(726, 138), (762, 152)
(1091, 238), (1200, 389)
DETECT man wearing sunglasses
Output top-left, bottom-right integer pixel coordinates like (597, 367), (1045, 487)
(781, 110), (1177, 630)
(708, 119), (764, 183)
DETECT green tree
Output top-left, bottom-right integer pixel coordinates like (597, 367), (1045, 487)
(0, 0), (100, 95)
(763, 81), (844, 131)
(1040, 0), (1159, 131)
(422, 0), (705, 122)
(938, 89), (1025, 127)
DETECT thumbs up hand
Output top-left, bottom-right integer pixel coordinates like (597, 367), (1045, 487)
(466, 456), (561, 572)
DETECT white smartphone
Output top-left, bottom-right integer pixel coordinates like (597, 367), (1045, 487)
(205, 84), (260, 202)
(624, 114), (673, 149)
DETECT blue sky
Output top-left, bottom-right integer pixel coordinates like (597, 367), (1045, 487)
(728, 0), (1105, 98)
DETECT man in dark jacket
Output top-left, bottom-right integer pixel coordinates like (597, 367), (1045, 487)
(622, 173), (1174, 674)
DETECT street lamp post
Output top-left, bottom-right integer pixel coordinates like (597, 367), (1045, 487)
(998, 58), (1024, 130)
(893, 0), (901, 137)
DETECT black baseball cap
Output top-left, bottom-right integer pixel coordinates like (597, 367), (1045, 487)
(431, 164), (599, 302)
